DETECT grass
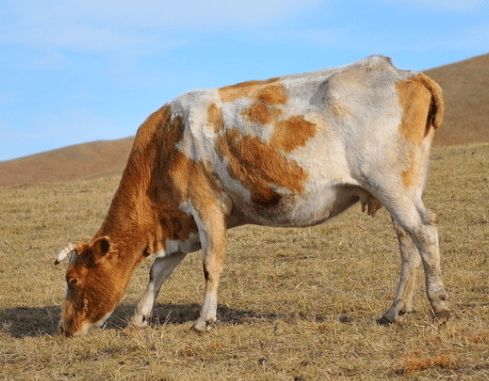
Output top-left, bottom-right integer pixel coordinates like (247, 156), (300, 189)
(0, 143), (488, 380)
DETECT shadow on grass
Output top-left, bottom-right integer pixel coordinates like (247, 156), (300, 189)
(0, 305), (61, 338)
(0, 303), (301, 338)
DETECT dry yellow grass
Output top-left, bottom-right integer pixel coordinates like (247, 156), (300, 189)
(0, 143), (488, 380)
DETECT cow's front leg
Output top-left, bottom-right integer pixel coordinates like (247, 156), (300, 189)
(132, 252), (187, 327)
(378, 218), (421, 324)
(190, 204), (226, 333)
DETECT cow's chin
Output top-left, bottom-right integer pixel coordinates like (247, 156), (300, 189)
(59, 310), (114, 337)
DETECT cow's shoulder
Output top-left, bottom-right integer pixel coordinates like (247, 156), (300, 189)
(170, 89), (220, 119)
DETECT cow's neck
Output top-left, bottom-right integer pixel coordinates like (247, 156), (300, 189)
(95, 128), (162, 270)
(94, 106), (183, 271)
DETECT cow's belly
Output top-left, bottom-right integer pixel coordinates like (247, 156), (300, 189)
(229, 185), (365, 228)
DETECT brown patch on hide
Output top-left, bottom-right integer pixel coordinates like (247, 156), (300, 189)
(396, 74), (436, 145)
(255, 84), (287, 105)
(219, 77), (280, 102)
(415, 73), (444, 130)
(242, 102), (281, 125)
(397, 74), (444, 188)
(271, 116), (316, 152)
(207, 103), (224, 133)
(216, 129), (306, 206)
(241, 83), (287, 125)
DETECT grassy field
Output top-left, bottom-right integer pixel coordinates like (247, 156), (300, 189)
(0, 143), (488, 380)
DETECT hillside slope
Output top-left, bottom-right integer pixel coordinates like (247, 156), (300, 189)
(426, 53), (489, 146)
(0, 53), (487, 187)
(0, 138), (133, 187)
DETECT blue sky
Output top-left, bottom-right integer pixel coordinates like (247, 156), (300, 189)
(1, 0), (488, 160)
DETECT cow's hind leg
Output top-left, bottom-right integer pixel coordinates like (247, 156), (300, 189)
(384, 196), (450, 323)
(378, 218), (421, 324)
(132, 252), (187, 327)
(190, 203), (227, 333)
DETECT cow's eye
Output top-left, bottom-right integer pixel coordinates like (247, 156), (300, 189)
(67, 277), (78, 287)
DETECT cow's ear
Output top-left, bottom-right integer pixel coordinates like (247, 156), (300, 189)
(91, 236), (112, 261)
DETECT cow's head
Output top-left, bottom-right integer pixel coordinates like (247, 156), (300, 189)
(54, 236), (125, 337)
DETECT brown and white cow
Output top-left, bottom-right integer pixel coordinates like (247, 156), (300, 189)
(54, 55), (450, 336)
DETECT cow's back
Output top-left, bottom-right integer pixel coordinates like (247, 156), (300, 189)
(168, 56), (431, 226)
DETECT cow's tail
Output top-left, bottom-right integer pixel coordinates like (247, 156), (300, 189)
(417, 73), (444, 130)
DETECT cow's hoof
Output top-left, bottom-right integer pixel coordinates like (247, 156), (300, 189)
(377, 308), (403, 325)
(192, 319), (214, 333)
(130, 314), (149, 328)
(434, 309), (451, 324)
(376, 315), (395, 326)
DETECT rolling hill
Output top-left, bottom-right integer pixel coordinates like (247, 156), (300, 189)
(0, 53), (487, 187)
(0, 137), (133, 187)
(426, 53), (489, 146)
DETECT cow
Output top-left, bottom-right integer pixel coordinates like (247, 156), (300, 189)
(54, 55), (450, 336)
